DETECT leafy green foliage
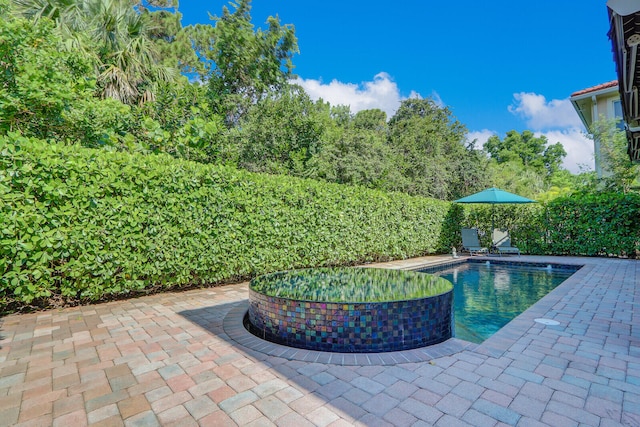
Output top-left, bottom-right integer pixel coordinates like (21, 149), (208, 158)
(305, 106), (404, 190)
(2, 0), (637, 315)
(486, 160), (545, 198)
(201, 0), (299, 125)
(232, 85), (326, 175)
(11, 0), (175, 104)
(540, 192), (640, 257)
(4, 0), (584, 203)
(0, 3), (228, 162)
(458, 204), (545, 254)
(481, 130), (575, 198)
(456, 193), (640, 258)
(2, 134), (637, 312)
(0, 8), (95, 138)
(138, 1), (208, 76)
(131, 80), (230, 163)
(387, 98), (490, 199)
(308, 122), (401, 190)
(589, 119), (640, 193)
(485, 130), (566, 177)
(0, 135), (452, 309)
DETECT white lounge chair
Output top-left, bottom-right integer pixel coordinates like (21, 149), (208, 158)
(492, 229), (521, 256)
(461, 228), (488, 256)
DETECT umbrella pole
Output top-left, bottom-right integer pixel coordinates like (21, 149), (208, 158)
(491, 204), (495, 234)
(491, 204), (495, 247)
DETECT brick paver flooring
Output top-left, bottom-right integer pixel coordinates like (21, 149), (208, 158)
(0, 255), (638, 426)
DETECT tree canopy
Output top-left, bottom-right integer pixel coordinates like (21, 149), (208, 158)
(12, 0), (176, 104)
(1, 0), (622, 203)
(589, 119), (640, 193)
(484, 130), (566, 177)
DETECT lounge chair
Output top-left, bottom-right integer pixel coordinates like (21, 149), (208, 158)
(492, 229), (521, 256)
(461, 228), (488, 256)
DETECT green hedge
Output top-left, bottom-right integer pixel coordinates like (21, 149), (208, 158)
(459, 194), (640, 257)
(541, 192), (640, 256)
(0, 135), (454, 308)
(3, 135), (637, 312)
(458, 204), (544, 254)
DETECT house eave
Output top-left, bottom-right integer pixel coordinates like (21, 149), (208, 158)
(569, 85), (619, 101)
(607, 0), (640, 162)
(569, 85), (619, 131)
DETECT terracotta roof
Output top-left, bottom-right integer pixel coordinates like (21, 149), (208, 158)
(570, 80), (618, 97)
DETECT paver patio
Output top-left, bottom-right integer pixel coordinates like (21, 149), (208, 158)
(0, 255), (638, 426)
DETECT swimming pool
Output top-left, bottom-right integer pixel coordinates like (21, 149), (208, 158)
(416, 260), (581, 343)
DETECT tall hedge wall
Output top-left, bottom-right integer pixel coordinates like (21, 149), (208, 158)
(459, 194), (640, 257)
(539, 192), (640, 256)
(2, 135), (638, 312)
(1, 135), (458, 308)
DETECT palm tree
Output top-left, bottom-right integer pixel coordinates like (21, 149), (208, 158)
(11, 0), (85, 25)
(11, 0), (174, 104)
(87, 0), (174, 104)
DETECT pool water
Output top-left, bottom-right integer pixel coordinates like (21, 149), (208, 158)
(249, 267), (453, 302)
(417, 261), (580, 343)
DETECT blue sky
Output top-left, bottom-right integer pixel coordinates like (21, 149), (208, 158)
(178, 1), (616, 173)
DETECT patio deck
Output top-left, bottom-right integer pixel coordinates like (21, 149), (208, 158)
(0, 255), (638, 426)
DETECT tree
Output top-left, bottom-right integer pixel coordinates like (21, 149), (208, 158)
(137, 0), (208, 77)
(452, 145), (491, 199)
(542, 141), (566, 176)
(0, 1), (92, 138)
(590, 119), (640, 193)
(11, 0), (175, 105)
(307, 108), (405, 190)
(329, 104), (352, 128)
(131, 78), (227, 163)
(387, 98), (486, 199)
(484, 130), (566, 177)
(87, 0), (176, 104)
(486, 160), (545, 198)
(0, 0), (148, 149)
(353, 109), (387, 131)
(231, 85), (326, 175)
(9, 0), (88, 34)
(200, 0), (299, 125)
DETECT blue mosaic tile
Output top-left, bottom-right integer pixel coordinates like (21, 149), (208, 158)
(247, 288), (453, 353)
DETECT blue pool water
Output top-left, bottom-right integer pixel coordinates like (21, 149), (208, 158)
(417, 261), (580, 343)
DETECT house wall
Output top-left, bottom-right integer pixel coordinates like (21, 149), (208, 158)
(595, 95), (620, 121)
(570, 86), (622, 178)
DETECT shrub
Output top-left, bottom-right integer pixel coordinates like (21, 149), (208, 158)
(0, 134), (452, 309)
(542, 192), (640, 257)
(457, 194), (640, 257)
(3, 134), (637, 312)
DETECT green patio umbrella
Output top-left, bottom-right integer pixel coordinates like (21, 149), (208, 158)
(454, 187), (536, 232)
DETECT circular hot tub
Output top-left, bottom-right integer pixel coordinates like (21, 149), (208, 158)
(246, 267), (454, 353)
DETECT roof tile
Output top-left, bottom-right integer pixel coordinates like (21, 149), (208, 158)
(570, 80), (618, 97)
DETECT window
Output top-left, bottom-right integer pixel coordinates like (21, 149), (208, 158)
(613, 100), (625, 130)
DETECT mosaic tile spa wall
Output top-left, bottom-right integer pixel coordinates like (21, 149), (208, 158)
(247, 289), (454, 353)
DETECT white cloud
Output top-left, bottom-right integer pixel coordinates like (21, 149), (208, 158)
(536, 129), (593, 174)
(429, 91), (444, 108)
(508, 92), (583, 130)
(292, 72), (413, 118)
(466, 129), (497, 149)
(292, 79), (594, 173)
(504, 92), (594, 173)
